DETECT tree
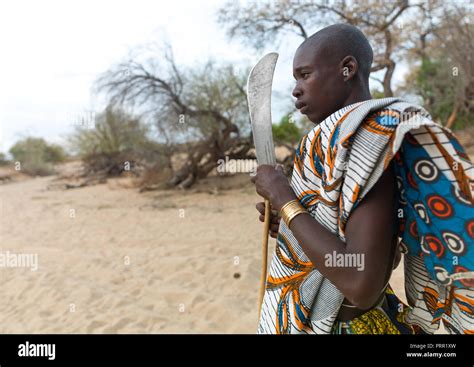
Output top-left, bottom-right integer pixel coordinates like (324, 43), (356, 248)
(272, 113), (303, 146)
(68, 106), (152, 157)
(68, 106), (172, 182)
(95, 43), (253, 188)
(217, 0), (473, 99)
(218, 0), (415, 97)
(9, 137), (67, 176)
(401, 4), (473, 128)
(0, 152), (9, 166)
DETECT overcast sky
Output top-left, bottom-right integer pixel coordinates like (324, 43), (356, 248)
(0, 0), (403, 155)
(0, 0), (298, 154)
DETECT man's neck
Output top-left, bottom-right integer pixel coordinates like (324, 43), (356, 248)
(342, 87), (372, 108)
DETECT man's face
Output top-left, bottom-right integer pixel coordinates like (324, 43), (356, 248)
(292, 43), (347, 124)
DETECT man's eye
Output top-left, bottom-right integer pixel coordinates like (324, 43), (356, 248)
(301, 72), (310, 79)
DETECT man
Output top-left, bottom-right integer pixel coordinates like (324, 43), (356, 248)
(251, 24), (474, 334)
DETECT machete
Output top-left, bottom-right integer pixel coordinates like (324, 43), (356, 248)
(247, 52), (278, 317)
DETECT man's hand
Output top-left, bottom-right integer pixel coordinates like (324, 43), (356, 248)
(256, 202), (281, 238)
(250, 164), (296, 211)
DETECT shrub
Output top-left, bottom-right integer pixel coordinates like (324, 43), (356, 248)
(9, 137), (67, 176)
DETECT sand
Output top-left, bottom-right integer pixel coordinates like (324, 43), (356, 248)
(0, 168), (407, 334)
(4, 124), (473, 334)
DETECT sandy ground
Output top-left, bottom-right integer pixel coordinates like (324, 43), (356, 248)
(0, 167), (409, 334)
(2, 126), (472, 334)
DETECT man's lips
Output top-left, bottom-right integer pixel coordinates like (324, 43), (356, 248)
(295, 101), (308, 113)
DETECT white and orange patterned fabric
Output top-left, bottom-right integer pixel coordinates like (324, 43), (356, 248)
(257, 98), (474, 334)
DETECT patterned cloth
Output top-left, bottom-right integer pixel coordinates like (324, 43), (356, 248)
(257, 98), (474, 334)
(331, 286), (420, 334)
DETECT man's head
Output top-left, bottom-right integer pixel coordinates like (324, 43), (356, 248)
(292, 24), (373, 124)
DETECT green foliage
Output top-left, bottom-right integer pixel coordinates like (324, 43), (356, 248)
(272, 114), (303, 145)
(176, 62), (250, 139)
(371, 89), (385, 99)
(9, 137), (67, 176)
(0, 152), (9, 166)
(44, 143), (67, 163)
(414, 57), (470, 129)
(68, 106), (153, 157)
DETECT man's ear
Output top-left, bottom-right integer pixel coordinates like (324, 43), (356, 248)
(340, 55), (358, 82)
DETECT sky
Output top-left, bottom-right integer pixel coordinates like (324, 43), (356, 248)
(0, 0), (402, 155)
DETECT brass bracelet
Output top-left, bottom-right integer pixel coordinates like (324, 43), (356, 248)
(279, 200), (299, 224)
(286, 207), (308, 227)
(279, 199), (299, 214)
(279, 199), (307, 227)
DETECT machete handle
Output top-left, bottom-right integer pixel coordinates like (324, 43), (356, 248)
(258, 198), (271, 320)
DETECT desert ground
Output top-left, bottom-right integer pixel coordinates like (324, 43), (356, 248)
(0, 162), (412, 334)
(8, 123), (474, 333)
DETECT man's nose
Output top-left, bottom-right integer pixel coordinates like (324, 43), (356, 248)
(292, 84), (302, 98)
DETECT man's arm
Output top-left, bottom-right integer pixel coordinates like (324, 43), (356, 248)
(287, 164), (398, 309)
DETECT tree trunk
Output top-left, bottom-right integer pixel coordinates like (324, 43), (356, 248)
(166, 134), (253, 189)
(382, 29), (395, 97)
(383, 60), (395, 97)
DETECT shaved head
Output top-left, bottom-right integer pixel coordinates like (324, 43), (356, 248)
(292, 24), (374, 124)
(299, 23), (373, 81)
